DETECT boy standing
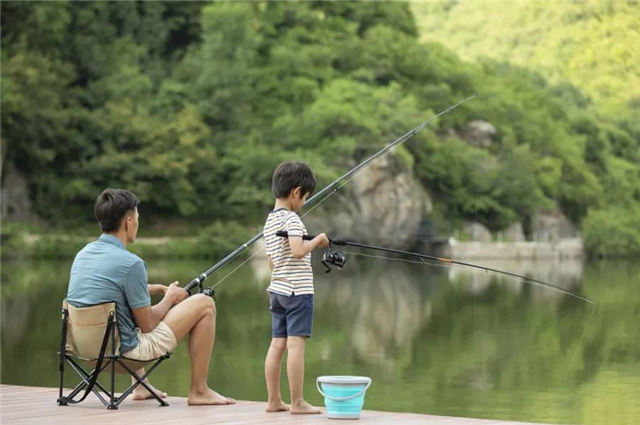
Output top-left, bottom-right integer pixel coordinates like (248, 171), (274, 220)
(263, 162), (329, 414)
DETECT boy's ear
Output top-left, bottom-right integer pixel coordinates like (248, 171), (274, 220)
(292, 187), (302, 199)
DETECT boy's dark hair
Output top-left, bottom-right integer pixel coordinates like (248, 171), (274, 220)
(94, 188), (140, 232)
(272, 161), (317, 199)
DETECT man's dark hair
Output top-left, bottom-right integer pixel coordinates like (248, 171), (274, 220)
(94, 188), (140, 232)
(272, 161), (317, 199)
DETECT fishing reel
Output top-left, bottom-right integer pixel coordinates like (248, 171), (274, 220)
(202, 287), (217, 301)
(185, 275), (217, 301)
(321, 245), (347, 274)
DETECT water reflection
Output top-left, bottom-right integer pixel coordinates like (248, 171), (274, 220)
(317, 258), (434, 370)
(1, 255), (639, 424)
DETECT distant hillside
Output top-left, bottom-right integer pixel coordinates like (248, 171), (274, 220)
(412, 1), (640, 117)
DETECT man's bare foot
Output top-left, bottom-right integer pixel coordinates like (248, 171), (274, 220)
(187, 388), (236, 406)
(265, 400), (290, 412)
(290, 400), (321, 414)
(132, 382), (167, 400)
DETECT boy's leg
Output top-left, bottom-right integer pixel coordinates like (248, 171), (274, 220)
(162, 294), (235, 405)
(287, 336), (320, 414)
(265, 338), (289, 412)
(265, 293), (289, 412)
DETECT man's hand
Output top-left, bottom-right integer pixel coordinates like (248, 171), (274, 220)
(164, 281), (188, 305)
(133, 283), (186, 333)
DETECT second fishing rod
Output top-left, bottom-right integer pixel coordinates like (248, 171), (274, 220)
(274, 231), (594, 305)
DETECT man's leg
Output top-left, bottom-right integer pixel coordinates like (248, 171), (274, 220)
(265, 338), (289, 412)
(162, 294), (235, 405)
(287, 336), (320, 414)
(132, 368), (167, 400)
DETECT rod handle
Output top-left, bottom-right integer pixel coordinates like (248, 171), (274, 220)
(275, 231), (347, 246)
(184, 273), (207, 294)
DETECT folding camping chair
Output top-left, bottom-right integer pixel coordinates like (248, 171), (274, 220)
(57, 300), (171, 409)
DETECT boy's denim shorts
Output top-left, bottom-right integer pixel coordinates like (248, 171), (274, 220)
(269, 292), (314, 338)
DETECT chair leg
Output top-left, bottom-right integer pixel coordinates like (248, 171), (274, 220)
(64, 359), (110, 407)
(116, 359), (169, 407)
(58, 358), (66, 405)
(66, 359), (112, 403)
(108, 359), (117, 410)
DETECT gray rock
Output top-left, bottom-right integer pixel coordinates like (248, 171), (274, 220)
(463, 120), (496, 148)
(505, 222), (526, 242)
(531, 210), (579, 243)
(305, 154), (431, 249)
(462, 221), (492, 242)
(1, 165), (40, 224)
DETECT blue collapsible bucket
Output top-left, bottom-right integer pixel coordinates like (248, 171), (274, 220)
(316, 376), (372, 420)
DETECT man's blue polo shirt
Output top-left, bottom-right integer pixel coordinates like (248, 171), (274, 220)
(67, 234), (151, 353)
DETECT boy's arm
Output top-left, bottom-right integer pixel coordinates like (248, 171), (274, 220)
(289, 233), (330, 259)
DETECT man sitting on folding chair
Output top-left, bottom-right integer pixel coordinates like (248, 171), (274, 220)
(64, 188), (235, 406)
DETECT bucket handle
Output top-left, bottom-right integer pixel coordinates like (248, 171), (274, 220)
(316, 379), (371, 402)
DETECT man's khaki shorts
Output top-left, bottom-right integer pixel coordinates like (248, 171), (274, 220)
(122, 322), (177, 361)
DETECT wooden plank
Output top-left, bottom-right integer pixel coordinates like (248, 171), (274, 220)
(0, 385), (549, 425)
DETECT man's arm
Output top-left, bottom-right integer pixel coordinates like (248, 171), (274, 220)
(148, 284), (168, 296)
(132, 282), (186, 333)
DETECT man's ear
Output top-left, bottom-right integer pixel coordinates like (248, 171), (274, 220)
(123, 214), (132, 232)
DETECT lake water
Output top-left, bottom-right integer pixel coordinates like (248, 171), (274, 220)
(1, 252), (638, 424)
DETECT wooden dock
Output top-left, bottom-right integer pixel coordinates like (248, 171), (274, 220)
(0, 385), (549, 425)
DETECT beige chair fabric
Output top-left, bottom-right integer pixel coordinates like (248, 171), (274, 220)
(62, 300), (162, 372)
(63, 300), (120, 359)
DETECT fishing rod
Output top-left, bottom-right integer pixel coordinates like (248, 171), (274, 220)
(275, 231), (594, 304)
(184, 94), (480, 298)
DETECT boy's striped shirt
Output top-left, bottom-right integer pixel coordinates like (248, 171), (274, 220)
(264, 208), (314, 296)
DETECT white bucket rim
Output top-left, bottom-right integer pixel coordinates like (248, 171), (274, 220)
(317, 375), (372, 386)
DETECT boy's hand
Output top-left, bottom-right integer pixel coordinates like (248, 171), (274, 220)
(316, 233), (330, 248)
(165, 281), (188, 305)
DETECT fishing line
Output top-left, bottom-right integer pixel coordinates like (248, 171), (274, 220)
(562, 303), (597, 389)
(210, 248), (264, 289)
(343, 250), (592, 302)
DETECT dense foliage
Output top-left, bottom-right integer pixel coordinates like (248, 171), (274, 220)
(413, 1), (640, 117)
(2, 2), (639, 255)
(412, 1), (640, 255)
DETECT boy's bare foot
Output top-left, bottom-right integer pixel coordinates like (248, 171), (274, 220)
(187, 388), (236, 406)
(290, 400), (321, 414)
(265, 400), (290, 412)
(132, 382), (167, 400)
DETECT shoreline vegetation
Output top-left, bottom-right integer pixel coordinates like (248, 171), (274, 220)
(0, 221), (255, 260)
(0, 224), (585, 260)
